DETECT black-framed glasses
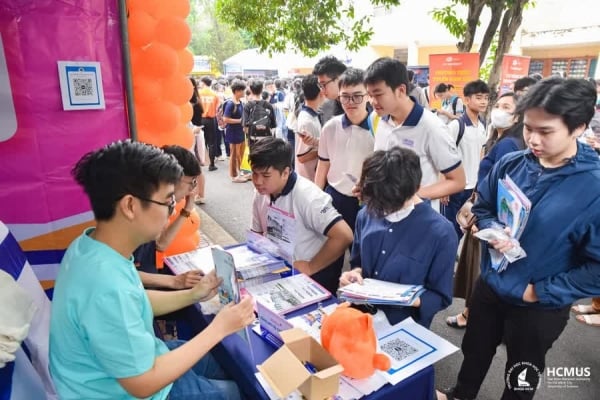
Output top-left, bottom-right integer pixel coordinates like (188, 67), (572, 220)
(338, 94), (366, 105)
(318, 78), (335, 90)
(135, 195), (176, 215)
(183, 177), (198, 189)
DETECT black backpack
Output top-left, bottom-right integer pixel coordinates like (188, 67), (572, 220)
(456, 113), (486, 146)
(245, 100), (274, 137)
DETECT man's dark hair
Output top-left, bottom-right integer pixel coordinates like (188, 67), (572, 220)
(302, 75), (321, 101)
(261, 91), (270, 100)
(162, 145), (201, 176)
(407, 70), (415, 82)
(364, 57), (409, 91)
(72, 140), (182, 221)
(513, 76), (537, 92)
(230, 79), (246, 93)
(434, 83), (455, 94)
(274, 79), (283, 90)
(360, 146), (422, 218)
(312, 56), (347, 78)
(516, 77), (596, 134)
(338, 67), (365, 89)
(200, 76), (212, 87)
(248, 137), (292, 173)
(463, 79), (490, 97)
(249, 79), (264, 95)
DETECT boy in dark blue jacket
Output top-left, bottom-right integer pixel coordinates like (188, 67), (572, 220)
(440, 77), (600, 399)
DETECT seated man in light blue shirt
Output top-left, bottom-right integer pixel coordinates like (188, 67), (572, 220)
(49, 140), (255, 400)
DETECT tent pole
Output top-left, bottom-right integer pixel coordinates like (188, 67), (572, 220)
(117, 0), (137, 141)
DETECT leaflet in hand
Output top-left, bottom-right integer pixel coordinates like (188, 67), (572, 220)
(337, 279), (425, 306)
(212, 247), (241, 305)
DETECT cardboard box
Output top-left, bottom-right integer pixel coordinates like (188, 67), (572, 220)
(257, 328), (343, 399)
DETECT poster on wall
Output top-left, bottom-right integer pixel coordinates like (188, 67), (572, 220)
(428, 53), (480, 109)
(57, 61), (105, 110)
(499, 55), (531, 94)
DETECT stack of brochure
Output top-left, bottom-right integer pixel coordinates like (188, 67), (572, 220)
(337, 279), (425, 306)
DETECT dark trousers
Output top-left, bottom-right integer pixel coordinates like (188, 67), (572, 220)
(441, 189), (472, 239)
(311, 254), (345, 296)
(287, 129), (296, 166)
(453, 278), (570, 400)
(325, 185), (360, 233)
(221, 130), (230, 157)
(202, 117), (218, 166)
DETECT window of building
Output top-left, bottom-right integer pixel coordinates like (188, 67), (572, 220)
(528, 57), (596, 78)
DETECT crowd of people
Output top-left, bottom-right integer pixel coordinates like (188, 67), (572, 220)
(47, 55), (600, 400)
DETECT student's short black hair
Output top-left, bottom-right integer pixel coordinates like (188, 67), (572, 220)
(338, 68), (365, 89)
(249, 79), (264, 95)
(359, 147), (422, 218)
(230, 79), (246, 93)
(248, 137), (292, 173)
(72, 140), (182, 221)
(516, 77), (596, 134)
(200, 76), (212, 87)
(434, 83), (454, 94)
(463, 80), (490, 97)
(162, 145), (201, 176)
(302, 75), (321, 101)
(261, 91), (270, 100)
(513, 76), (537, 92)
(312, 56), (347, 78)
(274, 79), (283, 89)
(364, 57), (409, 91)
(407, 70), (415, 82)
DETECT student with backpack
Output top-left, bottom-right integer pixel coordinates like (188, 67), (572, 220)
(441, 80), (489, 239)
(223, 80), (248, 183)
(242, 79), (277, 148)
(434, 83), (464, 124)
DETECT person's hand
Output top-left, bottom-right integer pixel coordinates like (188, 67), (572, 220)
(293, 260), (312, 275)
(190, 270), (221, 302)
(522, 283), (539, 303)
(298, 131), (319, 147)
(172, 270), (204, 290)
(412, 297), (421, 308)
(489, 227), (513, 254)
(211, 295), (255, 336)
(351, 184), (362, 201)
(339, 269), (363, 287)
(440, 195), (450, 206)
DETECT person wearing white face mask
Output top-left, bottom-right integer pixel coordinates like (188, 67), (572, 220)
(445, 92), (526, 330)
(339, 147), (458, 328)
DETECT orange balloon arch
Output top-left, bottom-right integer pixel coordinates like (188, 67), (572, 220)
(127, 0), (201, 258)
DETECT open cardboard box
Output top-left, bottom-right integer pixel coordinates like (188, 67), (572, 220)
(257, 328), (344, 399)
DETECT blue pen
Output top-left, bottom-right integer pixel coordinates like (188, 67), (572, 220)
(303, 361), (318, 373)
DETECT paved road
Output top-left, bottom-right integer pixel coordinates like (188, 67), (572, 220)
(198, 157), (599, 400)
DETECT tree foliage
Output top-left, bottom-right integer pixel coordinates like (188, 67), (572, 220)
(432, 0), (534, 92)
(215, 0), (401, 56)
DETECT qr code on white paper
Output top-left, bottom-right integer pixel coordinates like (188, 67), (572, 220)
(381, 338), (418, 362)
(73, 78), (94, 97)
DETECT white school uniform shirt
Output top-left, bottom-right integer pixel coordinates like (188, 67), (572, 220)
(252, 172), (343, 262)
(295, 105), (321, 181)
(318, 114), (375, 196)
(448, 116), (487, 190)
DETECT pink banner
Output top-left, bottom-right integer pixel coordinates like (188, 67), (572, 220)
(0, 1), (129, 226)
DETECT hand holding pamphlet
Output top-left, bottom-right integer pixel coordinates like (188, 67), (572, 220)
(337, 279), (425, 307)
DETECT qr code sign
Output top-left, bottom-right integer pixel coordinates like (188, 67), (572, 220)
(73, 78), (94, 97)
(381, 338), (418, 362)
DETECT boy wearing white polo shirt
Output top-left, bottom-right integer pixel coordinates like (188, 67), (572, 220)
(315, 67), (375, 232)
(295, 75), (323, 181)
(442, 80), (489, 237)
(364, 58), (466, 209)
(249, 137), (353, 295)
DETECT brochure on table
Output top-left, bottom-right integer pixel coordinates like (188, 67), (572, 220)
(254, 303), (459, 398)
(337, 279), (425, 306)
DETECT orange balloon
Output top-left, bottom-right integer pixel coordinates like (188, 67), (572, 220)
(145, 101), (181, 133)
(171, 0), (191, 18)
(127, 10), (156, 47)
(177, 48), (194, 75)
(133, 75), (162, 104)
(155, 16), (192, 50)
(167, 123), (194, 149)
(127, 0), (159, 15)
(150, 0), (172, 19)
(138, 43), (179, 79)
(179, 102), (193, 123)
(162, 74), (194, 105)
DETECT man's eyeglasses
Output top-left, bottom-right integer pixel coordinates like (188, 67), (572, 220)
(136, 195), (176, 215)
(338, 94), (366, 105)
(318, 78), (335, 90)
(183, 177), (198, 189)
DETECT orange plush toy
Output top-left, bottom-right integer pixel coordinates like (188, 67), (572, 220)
(320, 303), (391, 379)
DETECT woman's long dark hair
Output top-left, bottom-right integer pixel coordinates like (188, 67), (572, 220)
(484, 92), (526, 154)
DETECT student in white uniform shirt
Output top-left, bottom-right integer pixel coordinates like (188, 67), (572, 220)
(295, 75), (323, 181)
(442, 80), (490, 238)
(249, 137), (353, 295)
(364, 57), (466, 210)
(315, 67), (375, 232)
